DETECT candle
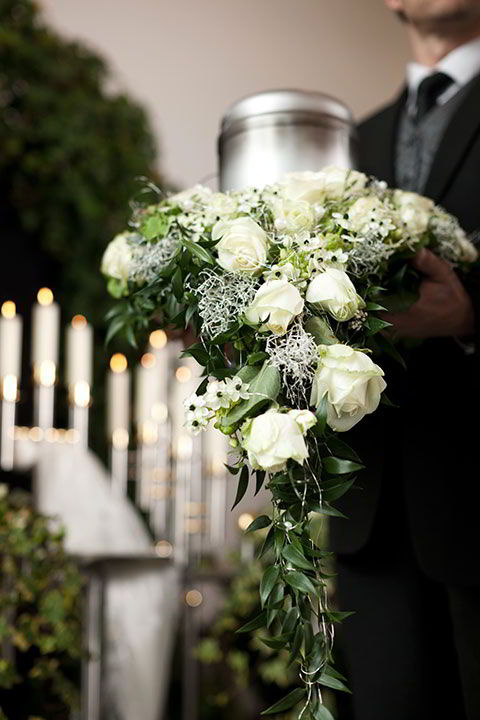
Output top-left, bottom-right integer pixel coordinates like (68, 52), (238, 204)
(148, 329), (169, 425)
(66, 315), (93, 389)
(32, 288), (60, 384)
(135, 352), (161, 437)
(0, 301), (22, 381)
(107, 353), (130, 442)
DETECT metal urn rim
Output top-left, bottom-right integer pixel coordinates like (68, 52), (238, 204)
(220, 88), (353, 139)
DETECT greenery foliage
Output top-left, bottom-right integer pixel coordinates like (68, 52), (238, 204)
(0, 0), (165, 453)
(0, 487), (83, 720)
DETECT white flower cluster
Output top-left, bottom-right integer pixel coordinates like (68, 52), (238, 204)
(184, 376), (250, 435)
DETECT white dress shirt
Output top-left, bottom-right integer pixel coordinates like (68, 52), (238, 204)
(406, 34), (480, 114)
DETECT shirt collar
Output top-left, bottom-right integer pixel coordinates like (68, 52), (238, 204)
(406, 35), (480, 112)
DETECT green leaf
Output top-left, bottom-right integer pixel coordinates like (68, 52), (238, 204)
(312, 704), (335, 720)
(323, 457), (364, 475)
(319, 672), (351, 693)
(282, 607), (299, 635)
(260, 687), (306, 715)
(370, 331), (407, 370)
(282, 544), (315, 572)
(325, 436), (361, 463)
(247, 351), (269, 365)
(236, 610), (267, 634)
(324, 664), (348, 681)
(143, 214), (169, 240)
(255, 470), (266, 495)
(310, 503), (348, 519)
(221, 363), (281, 427)
(289, 623), (303, 663)
(321, 477), (356, 503)
(259, 632), (293, 650)
(315, 392), (329, 435)
(365, 301), (387, 311)
(231, 466), (249, 510)
(366, 316), (392, 336)
(284, 571), (316, 595)
(245, 515), (271, 534)
(257, 526), (275, 559)
(260, 566), (280, 606)
(304, 316), (338, 346)
(182, 238), (215, 265)
(172, 267), (183, 301)
(224, 464), (240, 475)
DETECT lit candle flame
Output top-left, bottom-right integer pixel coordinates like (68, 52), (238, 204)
(176, 366), (192, 383)
(37, 288), (54, 306)
(141, 352), (156, 369)
(238, 513), (255, 531)
(71, 314), (87, 330)
(1, 301), (16, 319)
(36, 360), (56, 387)
(110, 353), (128, 373)
(149, 329), (167, 349)
(73, 380), (90, 408)
(2, 375), (17, 403)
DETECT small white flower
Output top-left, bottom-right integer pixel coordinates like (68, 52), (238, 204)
(224, 376), (250, 403)
(183, 393), (206, 411)
(205, 380), (231, 410)
(185, 406), (212, 434)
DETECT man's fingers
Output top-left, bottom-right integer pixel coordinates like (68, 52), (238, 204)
(412, 248), (452, 281)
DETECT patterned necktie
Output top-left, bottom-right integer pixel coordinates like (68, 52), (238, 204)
(415, 71), (453, 123)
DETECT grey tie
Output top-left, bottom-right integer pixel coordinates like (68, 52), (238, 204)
(415, 71), (453, 123)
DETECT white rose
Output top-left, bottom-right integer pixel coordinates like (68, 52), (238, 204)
(311, 344), (386, 432)
(242, 409), (311, 473)
(394, 190), (435, 235)
(320, 165), (367, 199)
(101, 233), (133, 281)
(306, 267), (365, 321)
(279, 171), (327, 204)
(280, 166), (367, 205)
(287, 409), (317, 434)
(245, 278), (304, 335)
(212, 217), (269, 273)
(271, 198), (315, 233)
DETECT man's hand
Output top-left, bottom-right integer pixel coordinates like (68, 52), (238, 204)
(383, 248), (475, 339)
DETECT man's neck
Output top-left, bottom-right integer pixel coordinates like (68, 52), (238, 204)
(408, 25), (480, 66)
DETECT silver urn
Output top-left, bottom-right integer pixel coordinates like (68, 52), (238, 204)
(218, 88), (356, 192)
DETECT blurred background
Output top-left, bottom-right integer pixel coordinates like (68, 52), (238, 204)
(0, 1), (410, 719)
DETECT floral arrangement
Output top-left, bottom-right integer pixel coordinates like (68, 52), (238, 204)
(102, 165), (477, 719)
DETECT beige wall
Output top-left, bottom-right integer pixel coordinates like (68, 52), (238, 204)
(42, 0), (410, 188)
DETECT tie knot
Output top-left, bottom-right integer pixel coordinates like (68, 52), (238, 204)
(415, 71), (453, 122)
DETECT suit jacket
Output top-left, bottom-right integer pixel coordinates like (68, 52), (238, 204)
(331, 72), (480, 586)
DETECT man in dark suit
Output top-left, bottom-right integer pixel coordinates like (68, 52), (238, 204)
(332, 3), (480, 719)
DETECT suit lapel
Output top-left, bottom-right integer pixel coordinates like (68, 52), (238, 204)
(370, 89), (407, 187)
(423, 73), (480, 202)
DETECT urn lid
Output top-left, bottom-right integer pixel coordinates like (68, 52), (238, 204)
(221, 89), (353, 137)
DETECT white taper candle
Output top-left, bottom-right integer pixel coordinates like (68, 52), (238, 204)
(0, 301), (22, 380)
(32, 288), (60, 382)
(66, 315), (93, 388)
(107, 353), (130, 441)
